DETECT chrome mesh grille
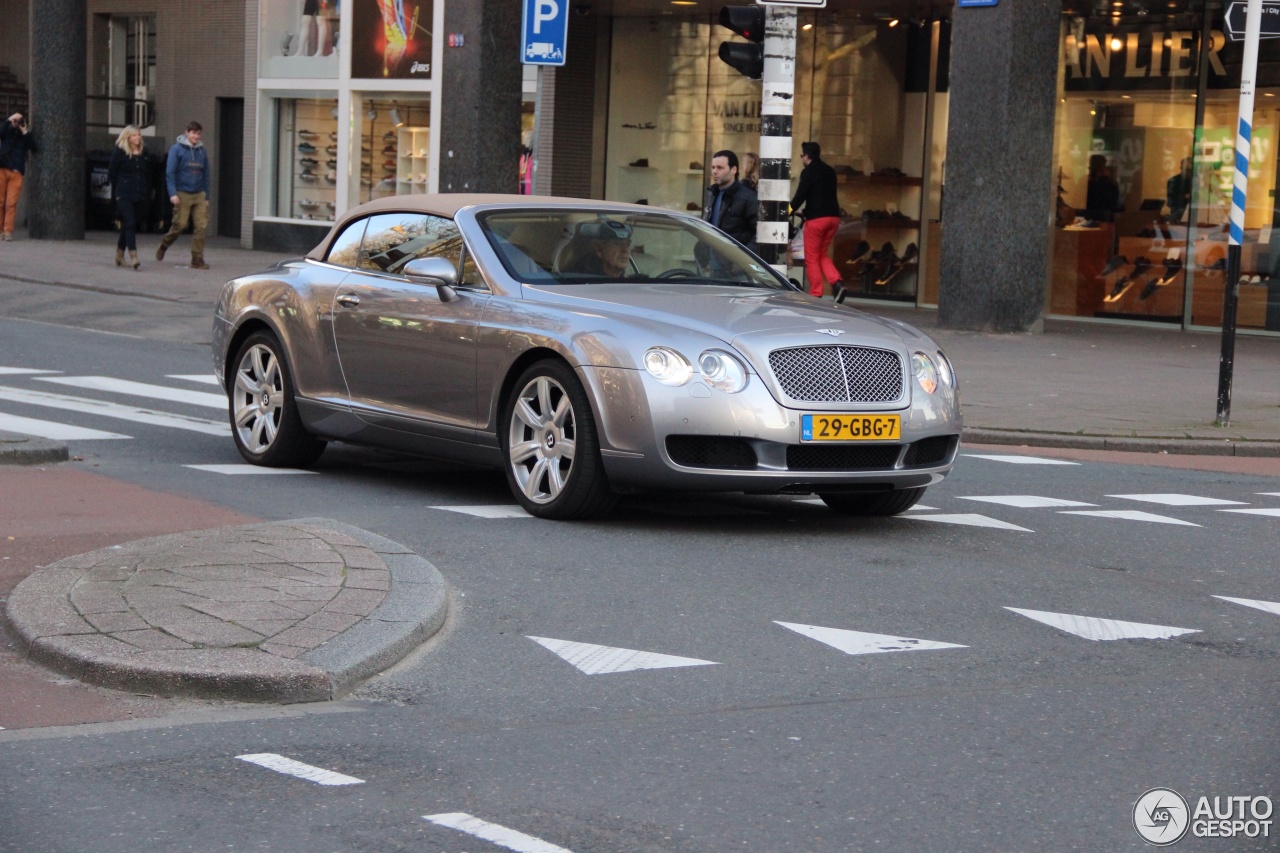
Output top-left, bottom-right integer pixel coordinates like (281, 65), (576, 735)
(767, 346), (904, 403)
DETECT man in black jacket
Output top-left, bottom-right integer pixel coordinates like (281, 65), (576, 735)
(703, 149), (758, 252)
(791, 141), (843, 298)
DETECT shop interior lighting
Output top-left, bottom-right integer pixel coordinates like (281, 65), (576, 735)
(1109, 36), (1123, 50)
(364, 105), (377, 121)
(390, 105), (404, 127)
(670, 1), (696, 5)
(802, 22), (813, 30)
(888, 18), (899, 27)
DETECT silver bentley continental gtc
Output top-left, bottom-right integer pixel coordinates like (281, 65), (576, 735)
(213, 195), (962, 519)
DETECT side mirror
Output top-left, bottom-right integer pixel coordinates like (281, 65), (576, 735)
(402, 256), (459, 301)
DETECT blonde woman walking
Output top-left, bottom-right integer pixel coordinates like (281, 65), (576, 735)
(108, 125), (151, 268)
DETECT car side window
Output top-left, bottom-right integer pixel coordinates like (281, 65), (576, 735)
(324, 218), (368, 268)
(358, 213), (463, 276)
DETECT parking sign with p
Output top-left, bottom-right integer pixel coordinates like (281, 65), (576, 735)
(521, 0), (568, 66)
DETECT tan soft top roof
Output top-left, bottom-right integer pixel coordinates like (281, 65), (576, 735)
(305, 193), (657, 260)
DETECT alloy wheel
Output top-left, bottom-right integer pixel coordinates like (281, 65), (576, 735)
(233, 343), (284, 455)
(507, 374), (577, 504)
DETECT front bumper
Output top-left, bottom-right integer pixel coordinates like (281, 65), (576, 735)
(583, 365), (961, 493)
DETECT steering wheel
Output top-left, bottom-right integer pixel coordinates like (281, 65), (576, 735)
(656, 268), (699, 279)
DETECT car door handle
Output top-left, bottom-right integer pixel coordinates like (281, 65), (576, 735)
(336, 293), (361, 308)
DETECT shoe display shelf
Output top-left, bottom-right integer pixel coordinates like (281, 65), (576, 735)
(290, 100), (337, 222)
(396, 126), (430, 193)
(1094, 236), (1188, 321)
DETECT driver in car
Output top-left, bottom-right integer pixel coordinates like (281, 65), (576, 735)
(567, 219), (633, 277)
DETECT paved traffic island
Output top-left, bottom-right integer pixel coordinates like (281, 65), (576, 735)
(4, 519), (449, 703)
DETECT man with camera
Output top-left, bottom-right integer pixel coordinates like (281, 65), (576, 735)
(0, 112), (36, 241)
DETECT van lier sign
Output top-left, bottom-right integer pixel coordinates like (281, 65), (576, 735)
(1063, 28), (1232, 91)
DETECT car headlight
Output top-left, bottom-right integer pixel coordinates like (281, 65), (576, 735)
(644, 346), (693, 386)
(912, 351), (938, 394)
(698, 349), (748, 393)
(936, 349), (955, 388)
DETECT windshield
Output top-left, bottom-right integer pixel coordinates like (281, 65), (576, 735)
(477, 208), (792, 289)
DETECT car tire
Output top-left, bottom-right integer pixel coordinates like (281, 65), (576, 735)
(229, 330), (326, 468)
(818, 487), (925, 516)
(501, 359), (617, 520)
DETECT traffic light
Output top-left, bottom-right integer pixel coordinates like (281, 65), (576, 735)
(718, 6), (764, 80)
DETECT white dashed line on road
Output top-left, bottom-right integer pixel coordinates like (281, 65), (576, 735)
(1108, 493), (1248, 506)
(0, 412), (130, 440)
(236, 753), (364, 786)
(423, 812), (574, 853)
(0, 385), (230, 436)
(35, 376), (228, 410)
(1059, 509), (1200, 527)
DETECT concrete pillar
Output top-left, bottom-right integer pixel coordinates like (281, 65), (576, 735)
(438, 0), (523, 194)
(937, 1), (1061, 332)
(27, 0), (87, 240)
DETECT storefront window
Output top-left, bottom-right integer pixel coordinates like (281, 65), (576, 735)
(1053, 2), (1280, 332)
(259, 1), (340, 79)
(272, 97), (339, 221)
(350, 97), (431, 204)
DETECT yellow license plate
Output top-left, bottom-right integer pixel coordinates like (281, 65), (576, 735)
(801, 414), (901, 442)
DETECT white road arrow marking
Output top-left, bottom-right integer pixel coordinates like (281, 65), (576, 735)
(959, 495), (1096, 508)
(1213, 596), (1280, 616)
(774, 621), (966, 655)
(0, 385), (229, 435)
(36, 376), (227, 409)
(905, 513), (1033, 531)
(423, 813), (573, 853)
(528, 636), (718, 675)
(1108, 493), (1247, 506)
(1059, 510), (1199, 527)
(0, 413), (129, 440)
(963, 454), (1079, 465)
(236, 753), (364, 785)
(433, 505), (533, 518)
(1005, 607), (1200, 641)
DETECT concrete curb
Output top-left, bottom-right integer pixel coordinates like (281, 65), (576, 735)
(4, 519), (449, 703)
(962, 427), (1280, 457)
(0, 431), (69, 465)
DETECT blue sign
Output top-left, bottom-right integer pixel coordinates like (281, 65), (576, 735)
(521, 0), (568, 66)
(957, 0), (999, 6)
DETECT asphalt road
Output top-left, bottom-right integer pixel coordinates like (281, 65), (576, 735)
(2, 316), (1279, 851)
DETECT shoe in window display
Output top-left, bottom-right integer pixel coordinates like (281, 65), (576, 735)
(1130, 256), (1151, 278)
(326, 146), (337, 155)
(299, 169), (318, 182)
(298, 129), (319, 139)
(382, 144), (398, 155)
(633, 198), (649, 205)
(324, 171), (337, 184)
(300, 157), (319, 167)
(689, 161), (703, 170)
(325, 200), (336, 212)
(628, 158), (649, 168)
(326, 159), (338, 168)
(382, 131), (396, 142)
(1157, 256), (1183, 284)
(297, 198), (320, 210)
(686, 202), (701, 211)
(383, 159), (397, 168)
(329, 132), (338, 142)
(1097, 255), (1128, 277)
(298, 142), (318, 153)
(1138, 277), (1161, 301)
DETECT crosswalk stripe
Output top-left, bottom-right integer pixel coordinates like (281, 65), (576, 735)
(423, 813), (573, 853)
(959, 495), (1096, 508)
(963, 454), (1079, 465)
(166, 374), (221, 386)
(184, 464), (316, 475)
(0, 385), (229, 436)
(0, 412), (130, 440)
(236, 753), (364, 786)
(1108, 493), (1247, 507)
(905, 513), (1033, 531)
(1059, 509), (1200, 527)
(36, 376), (227, 410)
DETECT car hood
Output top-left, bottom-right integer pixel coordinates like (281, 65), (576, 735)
(521, 283), (919, 359)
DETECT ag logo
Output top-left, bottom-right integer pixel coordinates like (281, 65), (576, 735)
(1134, 788), (1190, 845)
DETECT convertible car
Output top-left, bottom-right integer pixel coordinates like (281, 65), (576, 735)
(212, 194), (961, 519)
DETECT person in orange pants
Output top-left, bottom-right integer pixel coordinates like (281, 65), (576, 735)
(790, 141), (842, 298)
(0, 112), (36, 241)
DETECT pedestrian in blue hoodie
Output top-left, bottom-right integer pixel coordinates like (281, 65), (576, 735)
(156, 120), (211, 269)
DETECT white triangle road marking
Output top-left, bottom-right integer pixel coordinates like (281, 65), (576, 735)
(1005, 607), (1200, 641)
(0, 412), (130, 440)
(963, 454), (1079, 465)
(774, 621), (966, 655)
(0, 367), (60, 375)
(1059, 509), (1199, 527)
(794, 499), (938, 511)
(1108, 493), (1247, 506)
(432, 505), (532, 519)
(423, 813), (573, 853)
(0, 385), (229, 436)
(184, 464), (316, 475)
(36, 376), (227, 410)
(1213, 596), (1280, 616)
(1220, 508), (1280, 517)
(527, 636), (718, 675)
(166, 374), (222, 386)
(905, 513), (1033, 531)
(959, 495), (1096, 508)
(1259, 492), (1280, 497)
(236, 753), (364, 786)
